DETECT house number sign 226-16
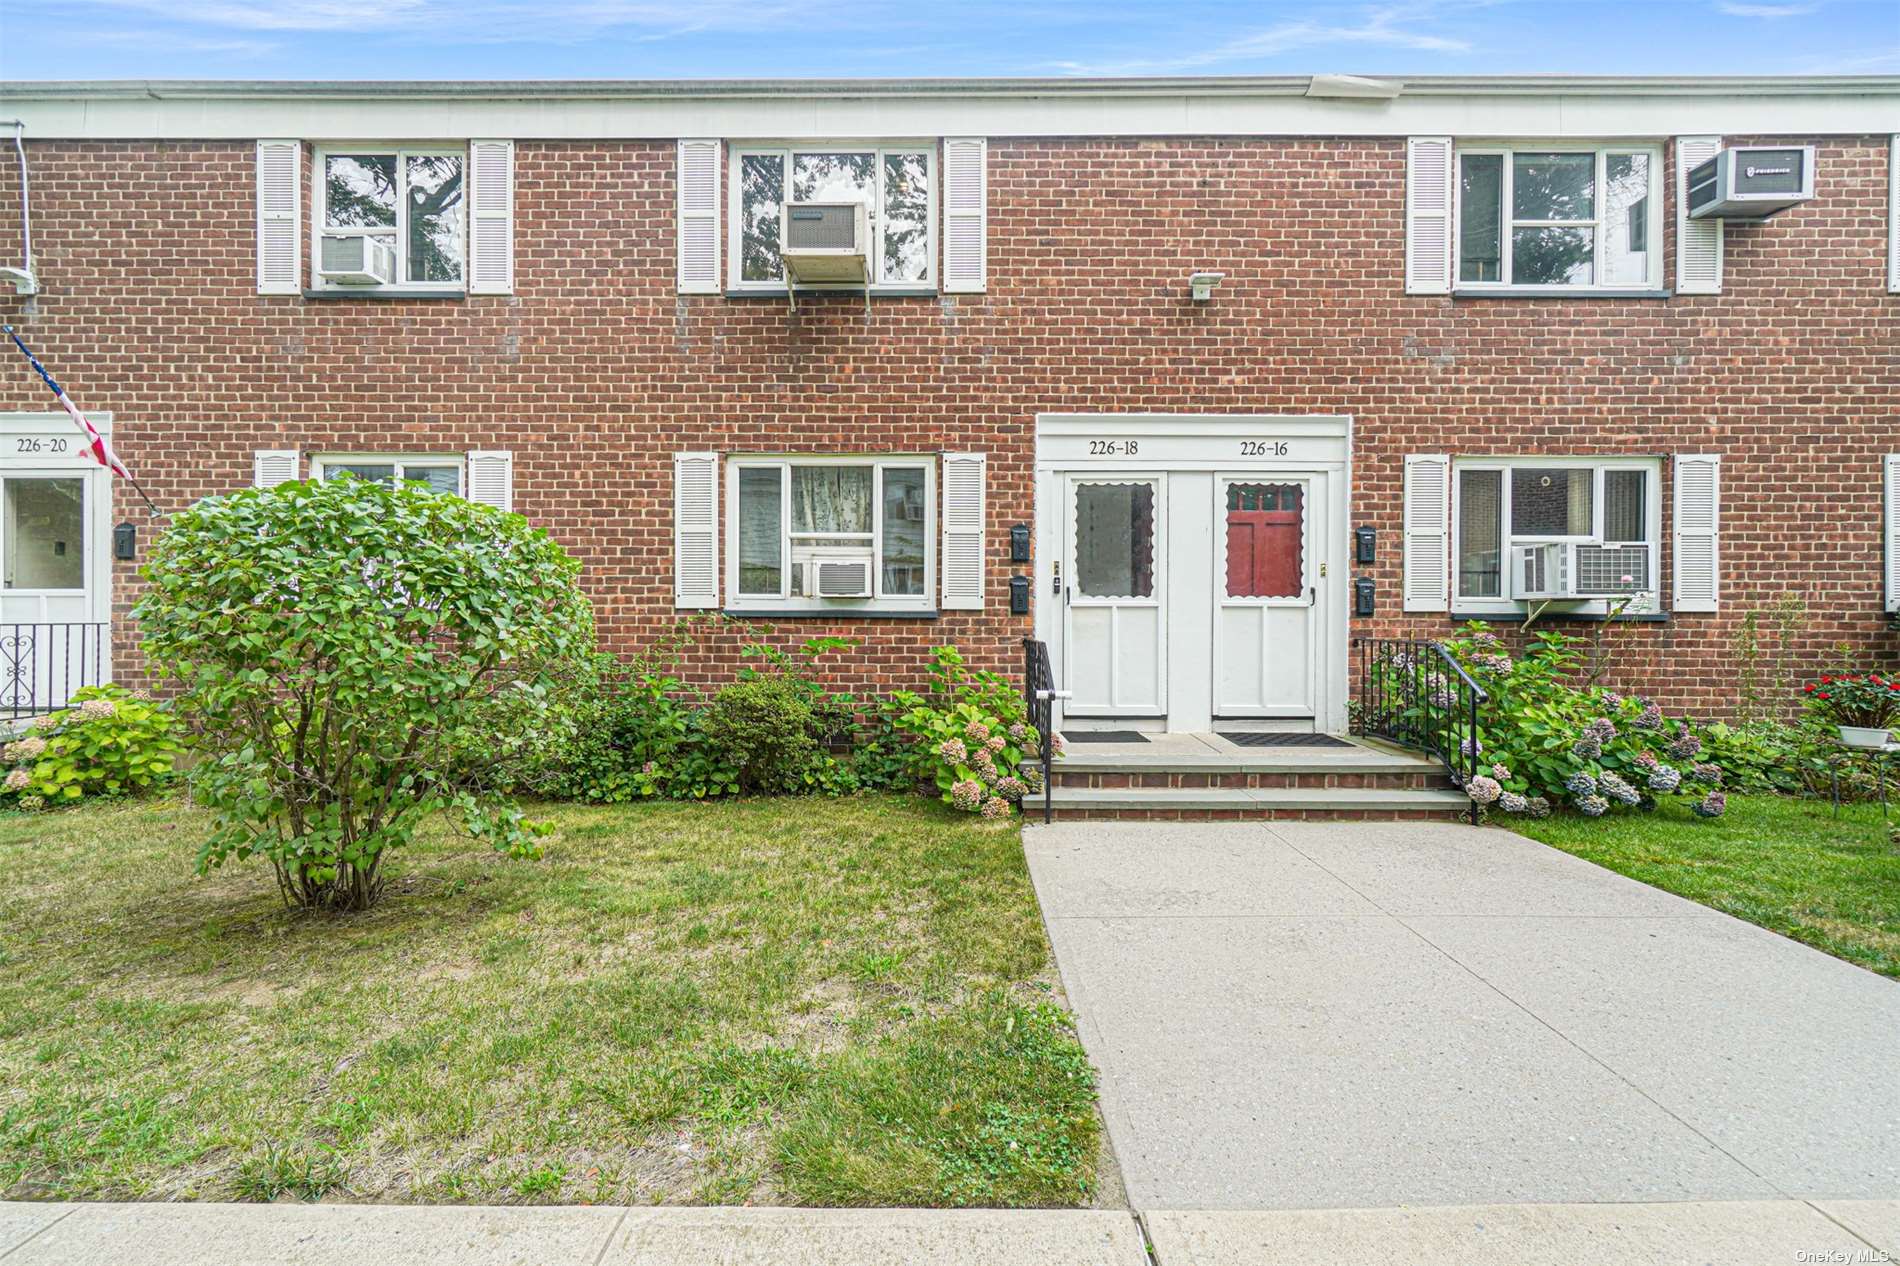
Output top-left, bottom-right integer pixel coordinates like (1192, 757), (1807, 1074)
(15, 437), (69, 454)
(1241, 441), (1289, 457)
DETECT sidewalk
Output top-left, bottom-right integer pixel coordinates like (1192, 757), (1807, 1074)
(4, 1199), (1895, 1264)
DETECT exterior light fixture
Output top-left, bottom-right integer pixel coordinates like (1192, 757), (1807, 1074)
(1189, 271), (1224, 302)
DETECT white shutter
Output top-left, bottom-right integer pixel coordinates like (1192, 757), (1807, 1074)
(1404, 137), (1454, 295)
(1884, 454), (1900, 612)
(465, 450), (513, 510)
(1676, 136), (1724, 295)
(255, 140), (301, 295)
(677, 139), (721, 295)
(254, 449), (299, 488)
(1888, 135), (1899, 293)
(940, 452), (986, 609)
(1402, 454), (1451, 612)
(674, 452), (719, 609)
(1673, 454), (1721, 612)
(942, 138), (987, 294)
(467, 140), (514, 295)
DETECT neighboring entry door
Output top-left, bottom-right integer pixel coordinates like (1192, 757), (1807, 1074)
(1213, 474), (1319, 718)
(1063, 474), (1165, 717)
(0, 471), (107, 713)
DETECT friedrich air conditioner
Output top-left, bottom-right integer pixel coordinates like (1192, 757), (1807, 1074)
(779, 201), (870, 285)
(317, 234), (396, 285)
(798, 547), (876, 599)
(1687, 146), (1815, 219)
(1511, 543), (1651, 601)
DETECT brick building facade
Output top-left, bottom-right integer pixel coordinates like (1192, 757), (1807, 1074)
(0, 77), (1895, 729)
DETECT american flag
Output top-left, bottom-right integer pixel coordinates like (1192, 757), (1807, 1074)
(4, 324), (132, 480)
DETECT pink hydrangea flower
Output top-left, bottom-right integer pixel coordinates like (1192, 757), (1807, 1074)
(980, 796), (1010, 819)
(937, 738), (969, 765)
(4, 769), (30, 792)
(950, 779), (984, 812)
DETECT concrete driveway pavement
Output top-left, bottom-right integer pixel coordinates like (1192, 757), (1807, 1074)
(1025, 819), (1900, 1212)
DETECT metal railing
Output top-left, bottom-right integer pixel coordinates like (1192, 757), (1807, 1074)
(1022, 637), (1056, 824)
(1352, 637), (1488, 824)
(0, 622), (112, 722)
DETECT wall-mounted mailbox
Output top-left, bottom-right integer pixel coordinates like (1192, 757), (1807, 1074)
(1010, 524), (1031, 563)
(113, 521), (137, 561)
(1354, 526), (1376, 565)
(1353, 576), (1376, 618)
(1009, 574), (1031, 615)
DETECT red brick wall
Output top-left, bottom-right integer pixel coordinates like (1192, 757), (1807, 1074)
(0, 134), (1893, 716)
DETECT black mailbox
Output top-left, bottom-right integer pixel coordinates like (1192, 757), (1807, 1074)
(1009, 574), (1031, 615)
(1353, 576), (1376, 618)
(1354, 525), (1376, 565)
(113, 521), (137, 561)
(1009, 524), (1032, 563)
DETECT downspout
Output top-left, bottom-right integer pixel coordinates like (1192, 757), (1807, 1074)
(1, 121), (35, 295)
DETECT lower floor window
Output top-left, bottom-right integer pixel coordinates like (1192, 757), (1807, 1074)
(1454, 457), (1659, 609)
(729, 456), (933, 609)
(313, 456), (463, 497)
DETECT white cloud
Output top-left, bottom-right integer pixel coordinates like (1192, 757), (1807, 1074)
(1714, 2), (1816, 16)
(1041, 4), (1472, 76)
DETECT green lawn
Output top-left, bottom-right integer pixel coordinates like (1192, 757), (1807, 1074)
(0, 796), (1100, 1208)
(1510, 794), (1900, 979)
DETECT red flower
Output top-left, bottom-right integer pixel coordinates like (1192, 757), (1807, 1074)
(1805, 683), (1816, 693)
(1816, 691), (1831, 700)
(1820, 675), (1834, 684)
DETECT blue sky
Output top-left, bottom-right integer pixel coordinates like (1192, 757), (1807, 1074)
(1, 0), (1896, 80)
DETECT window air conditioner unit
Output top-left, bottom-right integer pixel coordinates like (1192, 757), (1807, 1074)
(779, 201), (870, 285)
(1687, 146), (1815, 219)
(1511, 543), (1652, 601)
(1510, 543), (1575, 600)
(802, 547), (875, 599)
(317, 234), (396, 285)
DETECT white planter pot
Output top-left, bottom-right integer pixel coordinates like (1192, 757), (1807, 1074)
(1837, 725), (1892, 749)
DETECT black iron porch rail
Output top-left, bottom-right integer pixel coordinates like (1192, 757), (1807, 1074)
(1351, 637), (1488, 824)
(1022, 637), (1056, 824)
(0, 623), (111, 722)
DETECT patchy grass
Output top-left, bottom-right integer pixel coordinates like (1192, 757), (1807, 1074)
(0, 796), (1099, 1207)
(1510, 794), (1900, 979)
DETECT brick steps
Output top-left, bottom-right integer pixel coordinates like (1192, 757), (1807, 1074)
(1050, 769), (1452, 791)
(1021, 785), (1472, 821)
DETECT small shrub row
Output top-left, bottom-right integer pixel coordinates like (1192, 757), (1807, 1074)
(0, 684), (182, 810)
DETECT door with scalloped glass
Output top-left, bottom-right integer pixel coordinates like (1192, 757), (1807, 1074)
(1213, 474), (1318, 719)
(1062, 474), (1165, 717)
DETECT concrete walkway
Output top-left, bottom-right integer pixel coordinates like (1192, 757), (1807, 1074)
(1025, 818), (1900, 1212)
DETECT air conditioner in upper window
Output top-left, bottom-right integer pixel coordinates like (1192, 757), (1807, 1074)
(779, 201), (870, 285)
(1686, 146), (1815, 219)
(317, 234), (396, 285)
(799, 547), (876, 599)
(1511, 542), (1651, 601)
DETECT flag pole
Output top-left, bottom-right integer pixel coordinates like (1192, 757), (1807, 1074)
(2, 323), (164, 519)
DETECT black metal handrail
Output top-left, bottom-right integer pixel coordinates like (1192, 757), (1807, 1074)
(1022, 637), (1056, 824)
(1352, 637), (1489, 824)
(0, 622), (112, 722)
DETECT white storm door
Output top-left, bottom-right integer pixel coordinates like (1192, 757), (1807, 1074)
(1063, 474), (1166, 717)
(1213, 473), (1319, 718)
(0, 471), (108, 713)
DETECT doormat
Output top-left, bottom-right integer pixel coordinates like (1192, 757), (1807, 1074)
(1060, 730), (1150, 744)
(1219, 732), (1354, 749)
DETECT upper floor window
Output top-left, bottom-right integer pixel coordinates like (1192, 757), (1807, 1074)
(728, 144), (935, 292)
(314, 147), (465, 291)
(1456, 145), (1661, 291)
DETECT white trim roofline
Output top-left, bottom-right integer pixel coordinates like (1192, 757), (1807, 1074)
(3, 74), (1898, 140)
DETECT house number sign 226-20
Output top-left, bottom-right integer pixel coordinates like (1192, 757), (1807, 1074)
(1241, 441), (1289, 457)
(15, 437), (69, 454)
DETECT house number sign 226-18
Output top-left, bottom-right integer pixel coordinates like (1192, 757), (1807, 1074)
(1241, 441), (1289, 457)
(1087, 440), (1140, 455)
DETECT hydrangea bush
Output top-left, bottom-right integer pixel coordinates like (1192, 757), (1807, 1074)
(887, 646), (1041, 817)
(1396, 626), (1726, 820)
(0, 684), (181, 809)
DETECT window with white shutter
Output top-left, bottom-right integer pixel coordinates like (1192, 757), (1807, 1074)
(256, 141), (301, 295)
(1403, 454), (1450, 611)
(254, 449), (300, 488)
(1672, 454), (1720, 611)
(1405, 137), (1453, 295)
(940, 452), (986, 609)
(1676, 136), (1724, 295)
(678, 139), (721, 295)
(1884, 454), (1900, 612)
(674, 452), (720, 609)
(467, 140), (514, 295)
(942, 138), (987, 294)
(465, 450), (513, 511)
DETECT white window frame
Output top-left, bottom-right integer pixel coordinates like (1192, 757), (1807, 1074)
(1451, 455), (1662, 617)
(1454, 142), (1665, 293)
(311, 143), (468, 293)
(310, 454), (466, 497)
(723, 454), (937, 614)
(725, 142), (938, 294)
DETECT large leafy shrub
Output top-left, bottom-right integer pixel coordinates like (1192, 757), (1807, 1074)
(547, 660), (738, 802)
(702, 638), (859, 794)
(135, 477), (595, 911)
(1411, 626), (1726, 819)
(888, 646), (1041, 817)
(1, 685), (181, 808)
